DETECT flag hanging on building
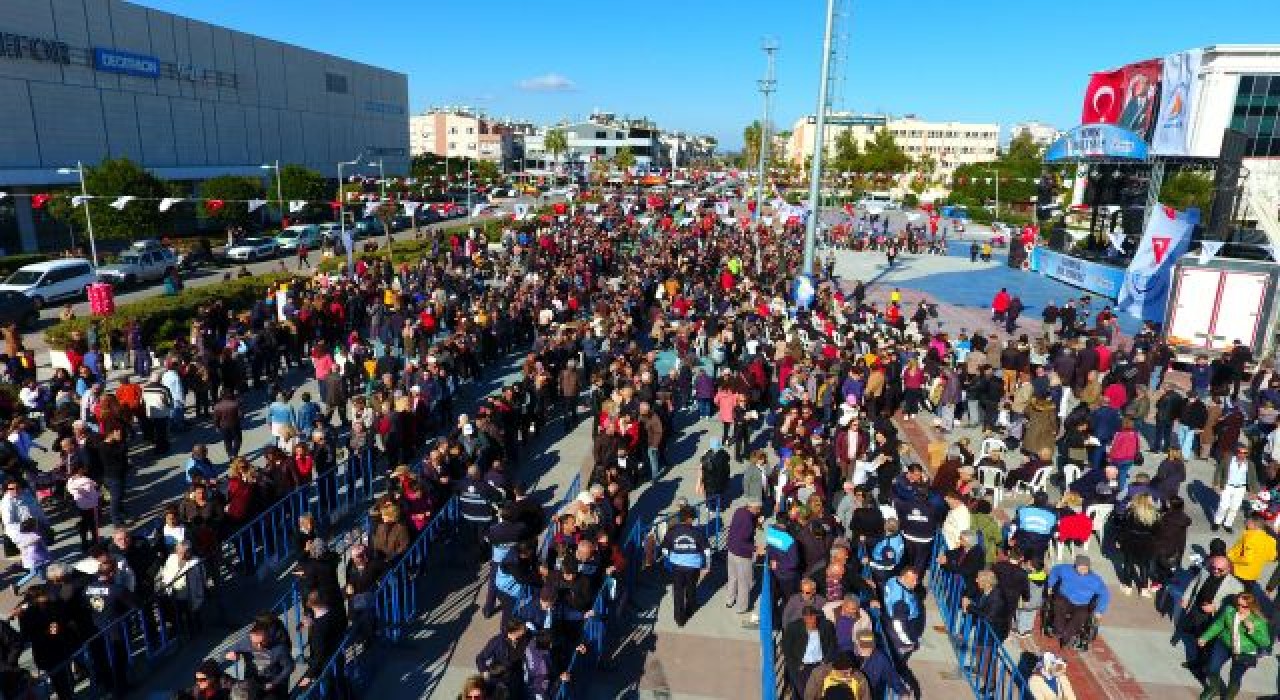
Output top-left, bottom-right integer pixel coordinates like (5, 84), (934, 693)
(1117, 204), (1199, 321)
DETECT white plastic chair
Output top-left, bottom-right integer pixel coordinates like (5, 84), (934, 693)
(1012, 466), (1052, 497)
(1085, 503), (1113, 550)
(976, 466), (1005, 507)
(1062, 464), (1084, 488)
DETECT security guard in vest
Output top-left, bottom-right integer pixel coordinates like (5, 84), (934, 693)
(661, 506), (711, 627)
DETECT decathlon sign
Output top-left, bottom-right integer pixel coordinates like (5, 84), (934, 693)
(93, 48), (160, 77)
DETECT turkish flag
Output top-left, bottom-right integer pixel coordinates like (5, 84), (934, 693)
(1081, 69), (1125, 124)
(31, 194), (50, 209)
(205, 199), (224, 213)
(553, 202), (567, 215)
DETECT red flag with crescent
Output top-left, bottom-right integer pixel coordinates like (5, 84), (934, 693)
(1081, 69), (1125, 124)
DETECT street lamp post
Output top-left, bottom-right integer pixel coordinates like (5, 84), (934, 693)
(337, 154), (365, 262)
(57, 161), (98, 268)
(754, 40), (778, 276)
(368, 158), (386, 200)
(260, 160), (284, 226)
(802, 0), (838, 277)
(984, 167), (1000, 223)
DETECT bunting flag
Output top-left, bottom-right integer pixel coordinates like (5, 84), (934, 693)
(71, 195), (90, 207)
(0, 193), (7, 200)
(1197, 241), (1224, 265)
(402, 201), (420, 216)
(205, 199), (225, 213)
(31, 194), (51, 209)
(289, 200), (307, 213)
(1107, 232), (1127, 252)
(159, 198), (182, 212)
(470, 204), (490, 218)
(110, 196), (135, 210)
(246, 199), (267, 213)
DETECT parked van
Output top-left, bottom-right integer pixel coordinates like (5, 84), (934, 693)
(0, 258), (97, 308)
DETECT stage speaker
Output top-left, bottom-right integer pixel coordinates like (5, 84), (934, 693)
(1207, 129), (1247, 241)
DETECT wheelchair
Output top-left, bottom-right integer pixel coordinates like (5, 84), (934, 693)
(1039, 584), (1100, 651)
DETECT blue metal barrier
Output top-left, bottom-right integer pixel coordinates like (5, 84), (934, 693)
(296, 630), (357, 700)
(33, 606), (177, 698)
(759, 562), (777, 700)
(551, 576), (614, 700)
(371, 496), (460, 642)
(225, 446), (378, 575)
(929, 537), (1030, 700)
(537, 474), (583, 562)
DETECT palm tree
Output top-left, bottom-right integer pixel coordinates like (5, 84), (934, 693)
(543, 129), (569, 185)
(743, 120), (763, 169)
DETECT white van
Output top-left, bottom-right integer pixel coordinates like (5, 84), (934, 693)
(0, 258), (97, 308)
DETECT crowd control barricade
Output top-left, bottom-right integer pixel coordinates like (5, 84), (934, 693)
(621, 495), (723, 593)
(551, 576), (615, 700)
(758, 562), (780, 700)
(929, 536), (1030, 700)
(371, 496), (460, 642)
(296, 630), (357, 700)
(33, 606), (177, 698)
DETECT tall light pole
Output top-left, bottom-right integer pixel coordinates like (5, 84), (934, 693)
(260, 160), (283, 225)
(984, 167), (1000, 222)
(337, 153), (365, 247)
(57, 161), (97, 268)
(802, 0), (838, 276)
(754, 39), (778, 275)
(368, 158), (386, 200)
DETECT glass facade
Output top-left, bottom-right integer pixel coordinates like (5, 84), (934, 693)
(1231, 74), (1280, 156)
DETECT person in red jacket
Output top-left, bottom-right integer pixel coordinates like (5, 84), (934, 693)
(992, 288), (1011, 322)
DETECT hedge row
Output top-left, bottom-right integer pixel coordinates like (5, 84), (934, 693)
(43, 272), (294, 352)
(0, 253), (54, 280)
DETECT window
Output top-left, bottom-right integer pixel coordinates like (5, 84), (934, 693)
(449, 127), (457, 134)
(467, 127), (474, 134)
(596, 131), (607, 139)
(448, 142), (456, 150)
(595, 146), (607, 155)
(1231, 75), (1280, 156)
(468, 143), (476, 150)
(616, 132), (624, 139)
(325, 73), (348, 94)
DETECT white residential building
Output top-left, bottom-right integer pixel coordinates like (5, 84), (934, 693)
(409, 107), (518, 168)
(522, 112), (667, 175)
(786, 112), (1000, 178)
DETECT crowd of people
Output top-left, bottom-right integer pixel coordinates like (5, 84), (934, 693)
(0, 184), (1277, 700)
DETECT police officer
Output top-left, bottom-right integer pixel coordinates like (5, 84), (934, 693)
(1011, 491), (1058, 562)
(896, 487), (940, 593)
(482, 505), (529, 619)
(882, 566), (924, 672)
(660, 506), (711, 627)
(867, 518), (905, 588)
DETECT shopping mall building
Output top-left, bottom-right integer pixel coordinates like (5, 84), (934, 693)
(0, 0), (409, 253)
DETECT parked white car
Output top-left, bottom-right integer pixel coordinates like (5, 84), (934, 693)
(275, 224), (321, 252)
(96, 241), (177, 287)
(0, 258), (96, 308)
(225, 237), (280, 262)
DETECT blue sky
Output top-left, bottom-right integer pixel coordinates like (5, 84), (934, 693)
(137, 0), (1280, 150)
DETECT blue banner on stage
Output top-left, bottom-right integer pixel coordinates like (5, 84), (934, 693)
(1044, 124), (1149, 162)
(1031, 248), (1127, 299)
(1118, 204), (1199, 321)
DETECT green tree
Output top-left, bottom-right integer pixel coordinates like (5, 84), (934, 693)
(1160, 171), (1214, 213)
(271, 165), (330, 222)
(1004, 132), (1043, 164)
(48, 158), (175, 241)
(860, 129), (913, 173)
(543, 129), (569, 184)
(374, 200), (397, 250)
(742, 120), (763, 169)
(200, 176), (264, 229)
(831, 130), (861, 174)
(615, 145), (636, 174)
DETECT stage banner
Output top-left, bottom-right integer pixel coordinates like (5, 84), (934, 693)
(1152, 49), (1204, 156)
(1118, 59), (1162, 139)
(1044, 124), (1149, 162)
(1118, 204), (1200, 320)
(1034, 248), (1127, 299)
(1081, 69), (1125, 124)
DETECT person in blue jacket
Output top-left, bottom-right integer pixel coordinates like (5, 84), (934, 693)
(661, 506), (711, 627)
(1047, 555), (1110, 649)
(767, 513), (802, 599)
(1011, 491), (1058, 561)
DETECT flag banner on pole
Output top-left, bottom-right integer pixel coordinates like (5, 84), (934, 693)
(1118, 204), (1199, 321)
(159, 197), (182, 212)
(72, 195), (90, 207)
(1197, 241), (1223, 265)
(246, 199), (267, 213)
(289, 200), (306, 213)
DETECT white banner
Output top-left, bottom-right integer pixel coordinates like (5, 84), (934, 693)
(110, 196), (134, 210)
(1197, 241), (1224, 265)
(289, 200), (307, 213)
(1152, 49), (1204, 156)
(159, 197), (182, 212)
(246, 199), (267, 213)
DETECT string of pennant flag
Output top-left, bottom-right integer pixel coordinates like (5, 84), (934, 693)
(0, 190), (495, 217)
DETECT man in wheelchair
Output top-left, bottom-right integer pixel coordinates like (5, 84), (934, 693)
(1044, 554), (1111, 650)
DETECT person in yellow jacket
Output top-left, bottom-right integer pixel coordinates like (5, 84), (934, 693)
(1226, 516), (1276, 584)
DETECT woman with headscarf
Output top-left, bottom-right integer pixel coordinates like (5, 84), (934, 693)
(1028, 652), (1077, 699)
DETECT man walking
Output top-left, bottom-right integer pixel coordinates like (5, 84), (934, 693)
(212, 389), (243, 458)
(725, 501), (762, 626)
(661, 506), (711, 627)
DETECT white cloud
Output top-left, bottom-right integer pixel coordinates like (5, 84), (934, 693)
(517, 73), (576, 92)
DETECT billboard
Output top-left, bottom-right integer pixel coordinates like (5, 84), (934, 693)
(1044, 124), (1150, 162)
(1151, 49), (1205, 156)
(1081, 58), (1164, 142)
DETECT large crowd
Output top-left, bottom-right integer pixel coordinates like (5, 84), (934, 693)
(0, 184), (1274, 700)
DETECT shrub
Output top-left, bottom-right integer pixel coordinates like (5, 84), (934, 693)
(44, 272), (295, 352)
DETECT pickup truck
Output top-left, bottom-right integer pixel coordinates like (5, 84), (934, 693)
(96, 245), (178, 287)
